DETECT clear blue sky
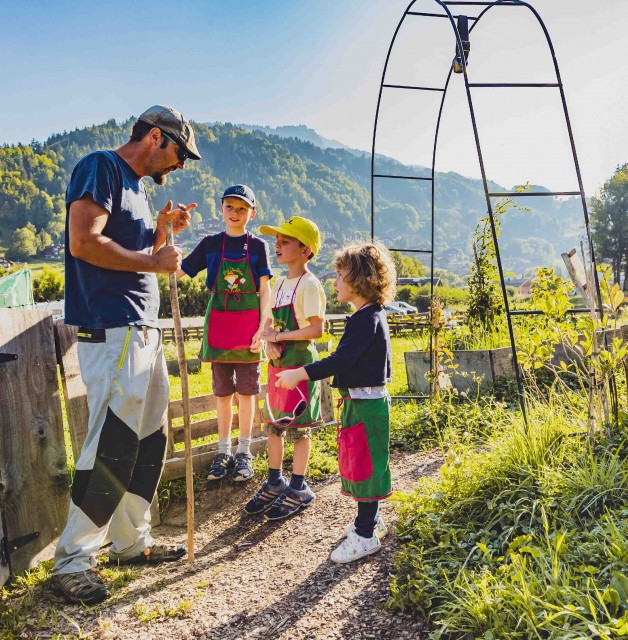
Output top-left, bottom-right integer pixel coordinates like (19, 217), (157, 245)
(2, 0), (626, 194)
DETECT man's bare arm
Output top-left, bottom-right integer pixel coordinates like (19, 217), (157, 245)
(69, 195), (182, 273)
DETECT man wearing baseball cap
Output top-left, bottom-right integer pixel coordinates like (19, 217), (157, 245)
(53, 105), (200, 604)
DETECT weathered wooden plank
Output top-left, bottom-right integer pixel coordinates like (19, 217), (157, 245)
(54, 320), (88, 458)
(168, 385), (268, 420)
(172, 416), (231, 444)
(0, 310), (69, 576)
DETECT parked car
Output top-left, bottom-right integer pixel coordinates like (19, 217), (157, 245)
(395, 301), (418, 314)
(384, 302), (408, 316)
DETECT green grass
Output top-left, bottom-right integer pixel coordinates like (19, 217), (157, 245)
(387, 391), (628, 639)
(0, 559), (139, 639)
(20, 259), (64, 278)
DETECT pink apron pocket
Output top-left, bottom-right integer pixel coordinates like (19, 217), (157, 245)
(208, 308), (259, 350)
(337, 422), (373, 483)
(268, 364), (310, 412)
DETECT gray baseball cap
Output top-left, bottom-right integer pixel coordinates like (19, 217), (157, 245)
(137, 105), (201, 160)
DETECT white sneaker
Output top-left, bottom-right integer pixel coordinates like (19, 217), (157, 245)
(330, 530), (382, 564)
(344, 516), (388, 539)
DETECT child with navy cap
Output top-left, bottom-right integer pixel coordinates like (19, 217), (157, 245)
(178, 185), (272, 482)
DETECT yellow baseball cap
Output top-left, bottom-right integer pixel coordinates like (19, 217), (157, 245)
(259, 216), (322, 256)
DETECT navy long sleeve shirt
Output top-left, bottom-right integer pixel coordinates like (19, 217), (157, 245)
(305, 304), (392, 388)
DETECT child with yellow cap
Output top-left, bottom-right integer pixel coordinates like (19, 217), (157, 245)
(244, 216), (326, 519)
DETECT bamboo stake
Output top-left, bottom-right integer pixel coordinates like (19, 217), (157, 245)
(166, 220), (194, 563)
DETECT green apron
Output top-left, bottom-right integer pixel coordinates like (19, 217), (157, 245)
(336, 389), (391, 501)
(263, 275), (322, 427)
(200, 232), (262, 363)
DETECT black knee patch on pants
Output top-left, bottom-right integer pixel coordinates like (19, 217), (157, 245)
(71, 407), (139, 527)
(127, 426), (167, 503)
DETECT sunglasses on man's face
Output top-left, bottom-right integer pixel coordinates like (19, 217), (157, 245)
(161, 130), (189, 163)
(266, 386), (307, 427)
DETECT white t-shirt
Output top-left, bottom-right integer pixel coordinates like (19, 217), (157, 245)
(270, 272), (326, 329)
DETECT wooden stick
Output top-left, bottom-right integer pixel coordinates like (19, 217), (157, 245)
(166, 220), (195, 563)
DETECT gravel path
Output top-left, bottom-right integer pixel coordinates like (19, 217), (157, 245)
(18, 450), (442, 639)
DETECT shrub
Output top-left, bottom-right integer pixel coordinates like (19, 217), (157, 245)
(158, 274), (209, 317)
(32, 267), (64, 302)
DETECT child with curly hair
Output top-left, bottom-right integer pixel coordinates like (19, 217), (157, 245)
(276, 240), (397, 563)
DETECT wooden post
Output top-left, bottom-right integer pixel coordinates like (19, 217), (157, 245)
(0, 310), (69, 581)
(166, 221), (195, 564)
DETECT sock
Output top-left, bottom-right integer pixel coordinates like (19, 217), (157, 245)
(354, 501), (379, 539)
(267, 467), (283, 485)
(289, 473), (305, 491)
(217, 438), (232, 455)
(236, 437), (252, 455)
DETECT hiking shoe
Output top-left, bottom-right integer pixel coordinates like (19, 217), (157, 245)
(344, 516), (388, 540)
(53, 568), (109, 605)
(330, 530), (381, 564)
(206, 453), (234, 480)
(108, 543), (186, 566)
(232, 452), (254, 482)
(264, 483), (316, 520)
(244, 477), (287, 514)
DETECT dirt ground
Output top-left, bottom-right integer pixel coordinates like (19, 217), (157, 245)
(17, 450), (442, 640)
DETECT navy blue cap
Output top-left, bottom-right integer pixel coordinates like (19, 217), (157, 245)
(221, 184), (255, 208)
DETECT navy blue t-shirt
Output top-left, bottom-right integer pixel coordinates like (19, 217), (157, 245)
(305, 305), (392, 388)
(64, 150), (159, 328)
(181, 232), (272, 290)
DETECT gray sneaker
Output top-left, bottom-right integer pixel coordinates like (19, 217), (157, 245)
(232, 452), (254, 482)
(53, 569), (109, 605)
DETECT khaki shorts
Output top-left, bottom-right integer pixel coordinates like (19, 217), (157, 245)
(265, 423), (312, 443)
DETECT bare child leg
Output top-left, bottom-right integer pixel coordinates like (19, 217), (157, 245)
(267, 432), (284, 470)
(216, 395), (234, 441)
(288, 436), (311, 491)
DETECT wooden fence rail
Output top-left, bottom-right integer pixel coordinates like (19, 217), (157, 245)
(54, 318), (336, 483)
(326, 312), (430, 336)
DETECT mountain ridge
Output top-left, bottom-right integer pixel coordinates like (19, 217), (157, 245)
(0, 118), (584, 275)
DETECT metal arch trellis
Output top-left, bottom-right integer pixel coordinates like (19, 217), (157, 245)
(370, 0), (605, 418)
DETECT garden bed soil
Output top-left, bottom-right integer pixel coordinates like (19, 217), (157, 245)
(13, 449), (441, 639)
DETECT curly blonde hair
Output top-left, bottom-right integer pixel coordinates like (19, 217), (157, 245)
(332, 240), (397, 306)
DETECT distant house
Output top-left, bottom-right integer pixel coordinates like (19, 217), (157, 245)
(517, 279), (534, 297)
(42, 244), (64, 259)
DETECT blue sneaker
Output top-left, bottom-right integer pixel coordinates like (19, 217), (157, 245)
(264, 483), (316, 520)
(244, 477), (287, 514)
(206, 453), (234, 481)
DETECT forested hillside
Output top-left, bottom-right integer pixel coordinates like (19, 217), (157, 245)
(0, 118), (585, 274)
